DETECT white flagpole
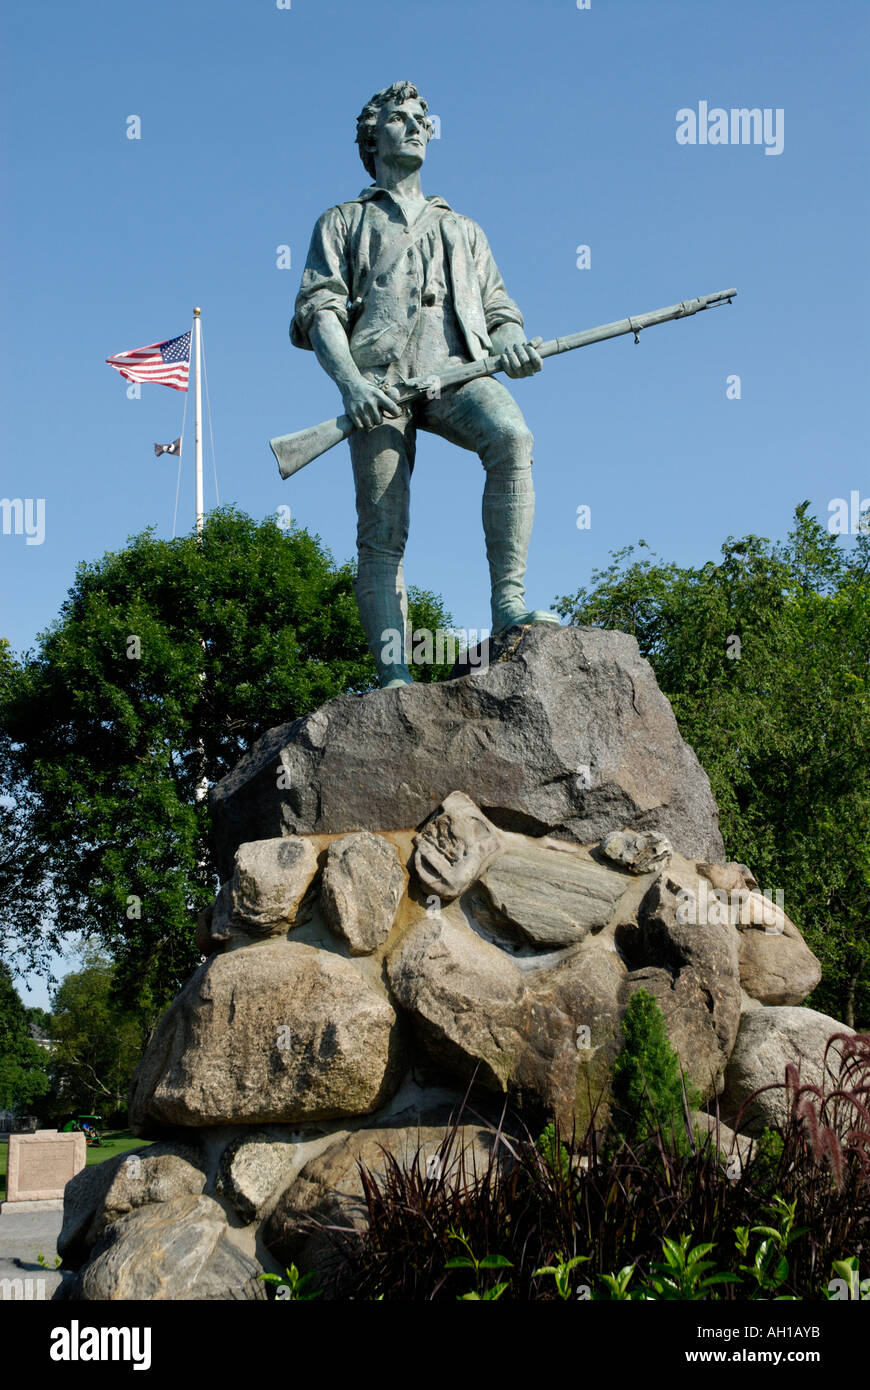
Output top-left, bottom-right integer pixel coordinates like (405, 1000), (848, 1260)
(192, 305), (208, 809)
(193, 306), (203, 536)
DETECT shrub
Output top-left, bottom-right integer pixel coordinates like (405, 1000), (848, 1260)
(607, 988), (702, 1156)
(283, 1030), (870, 1299)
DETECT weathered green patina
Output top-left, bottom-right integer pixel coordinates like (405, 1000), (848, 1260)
(291, 81), (558, 687)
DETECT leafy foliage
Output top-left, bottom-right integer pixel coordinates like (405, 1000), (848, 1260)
(609, 1232), (737, 1300)
(292, 1029), (870, 1299)
(258, 1264), (322, 1301)
(555, 505), (870, 1028)
(732, 1195), (805, 1300)
(748, 1127), (785, 1199)
(536, 1120), (572, 1182)
(595, 1201), (801, 1301)
(532, 1251), (589, 1300)
(0, 960), (51, 1110)
(47, 945), (145, 1123)
(1, 508), (453, 1015)
(0, 640), (58, 978)
(608, 988), (702, 1156)
(444, 1225), (513, 1299)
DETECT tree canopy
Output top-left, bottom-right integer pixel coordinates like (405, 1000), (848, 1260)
(47, 945), (144, 1123)
(556, 504), (870, 1029)
(2, 508), (453, 1020)
(0, 960), (51, 1111)
(0, 639), (58, 976)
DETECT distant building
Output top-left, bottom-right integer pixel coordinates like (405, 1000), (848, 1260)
(28, 1022), (54, 1053)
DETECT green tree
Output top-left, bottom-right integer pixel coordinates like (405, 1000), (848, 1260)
(2, 509), (453, 1021)
(25, 1005), (52, 1034)
(608, 989), (701, 1156)
(0, 639), (59, 978)
(0, 961), (51, 1111)
(48, 946), (144, 1122)
(556, 505), (870, 1028)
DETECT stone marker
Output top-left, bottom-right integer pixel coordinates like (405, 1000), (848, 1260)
(3, 1130), (86, 1209)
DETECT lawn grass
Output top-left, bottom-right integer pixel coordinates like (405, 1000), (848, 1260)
(0, 1128), (152, 1201)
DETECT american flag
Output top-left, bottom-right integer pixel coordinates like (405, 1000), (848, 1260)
(106, 331), (191, 391)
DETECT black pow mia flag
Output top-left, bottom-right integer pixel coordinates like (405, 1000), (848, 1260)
(154, 437), (182, 457)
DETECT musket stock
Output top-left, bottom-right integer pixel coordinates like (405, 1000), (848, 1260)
(271, 414), (356, 481)
(270, 288), (736, 481)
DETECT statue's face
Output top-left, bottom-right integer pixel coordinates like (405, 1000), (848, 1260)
(374, 97), (429, 172)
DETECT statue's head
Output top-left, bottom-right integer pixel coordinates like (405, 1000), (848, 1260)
(355, 81), (434, 180)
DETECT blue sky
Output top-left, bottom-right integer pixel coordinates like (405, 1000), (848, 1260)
(2, 0), (868, 1003)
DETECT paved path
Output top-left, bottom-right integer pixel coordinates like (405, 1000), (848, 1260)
(0, 1206), (65, 1298)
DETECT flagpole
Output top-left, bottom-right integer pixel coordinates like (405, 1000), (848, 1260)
(192, 306), (208, 811)
(193, 307), (203, 536)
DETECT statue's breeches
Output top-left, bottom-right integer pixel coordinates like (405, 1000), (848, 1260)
(350, 373), (534, 555)
(350, 369), (537, 680)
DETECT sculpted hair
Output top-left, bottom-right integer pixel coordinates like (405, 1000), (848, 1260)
(355, 81), (434, 179)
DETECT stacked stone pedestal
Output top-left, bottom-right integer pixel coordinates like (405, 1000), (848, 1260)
(58, 624), (845, 1300)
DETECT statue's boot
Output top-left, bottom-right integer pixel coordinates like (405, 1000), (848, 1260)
(483, 467), (561, 636)
(355, 555), (414, 688)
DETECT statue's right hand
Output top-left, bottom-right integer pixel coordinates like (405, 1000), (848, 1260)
(341, 380), (402, 431)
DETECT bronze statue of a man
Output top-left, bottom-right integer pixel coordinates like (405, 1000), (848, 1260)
(291, 80), (558, 687)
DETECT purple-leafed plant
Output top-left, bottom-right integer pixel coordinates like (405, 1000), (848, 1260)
(271, 1032), (869, 1300)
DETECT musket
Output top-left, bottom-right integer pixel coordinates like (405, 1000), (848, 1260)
(270, 288), (737, 481)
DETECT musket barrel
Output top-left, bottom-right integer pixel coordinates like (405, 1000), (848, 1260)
(396, 290), (737, 397)
(270, 288), (737, 478)
(538, 289), (737, 360)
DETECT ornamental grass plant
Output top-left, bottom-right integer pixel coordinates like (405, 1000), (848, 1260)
(274, 1027), (870, 1301)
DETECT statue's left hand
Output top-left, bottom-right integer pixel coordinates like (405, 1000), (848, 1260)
(499, 337), (543, 378)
